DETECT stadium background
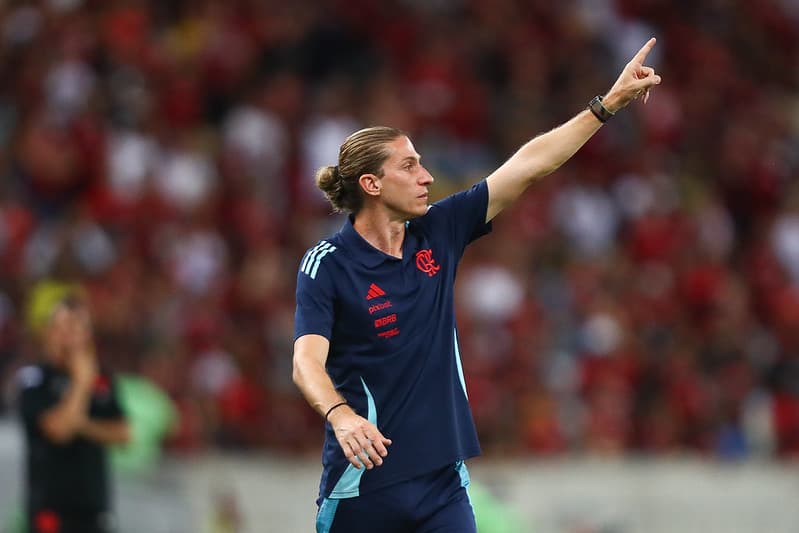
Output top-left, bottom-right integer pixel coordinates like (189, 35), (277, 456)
(0, 0), (798, 531)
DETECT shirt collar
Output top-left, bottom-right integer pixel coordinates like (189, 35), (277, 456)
(339, 215), (416, 268)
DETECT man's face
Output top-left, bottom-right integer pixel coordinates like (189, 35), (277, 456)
(43, 304), (90, 366)
(376, 136), (434, 220)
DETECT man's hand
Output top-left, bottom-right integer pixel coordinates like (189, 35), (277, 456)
(604, 37), (662, 112)
(328, 406), (392, 470)
(292, 335), (391, 469)
(68, 350), (97, 391)
(64, 308), (97, 388)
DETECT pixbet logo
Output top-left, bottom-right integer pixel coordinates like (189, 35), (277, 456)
(368, 301), (392, 315)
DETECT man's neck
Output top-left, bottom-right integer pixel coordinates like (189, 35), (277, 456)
(353, 210), (406, 259)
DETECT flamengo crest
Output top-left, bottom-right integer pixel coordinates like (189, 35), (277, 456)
(415, 249), (440, 277)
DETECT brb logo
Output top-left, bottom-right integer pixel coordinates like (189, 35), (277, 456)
(415, 249), (440, 277)
(374, 313), (397, 328)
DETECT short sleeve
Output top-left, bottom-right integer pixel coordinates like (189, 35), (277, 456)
(421, 180), (492, 256)
(294, 241), (338, 340)
(16, 366), (53, 431)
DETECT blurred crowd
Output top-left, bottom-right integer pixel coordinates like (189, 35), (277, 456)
(0, 0), (798, 459)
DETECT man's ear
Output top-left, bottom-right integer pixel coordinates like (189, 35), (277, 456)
(359, 174), (382, 197)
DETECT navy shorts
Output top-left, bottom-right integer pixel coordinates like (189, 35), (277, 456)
(316, 461), (476, 533)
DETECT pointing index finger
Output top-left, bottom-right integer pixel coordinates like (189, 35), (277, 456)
(632, 37), (657, 65)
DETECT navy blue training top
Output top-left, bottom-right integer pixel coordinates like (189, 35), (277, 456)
(294, 180), (492, 501)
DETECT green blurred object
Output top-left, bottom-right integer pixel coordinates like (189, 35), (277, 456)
(469, 481), (530, 533)
(6, 507), (25, 533)
(111, 374), (178, 473)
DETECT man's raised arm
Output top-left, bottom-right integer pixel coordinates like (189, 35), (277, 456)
(485, 37), (662, 222)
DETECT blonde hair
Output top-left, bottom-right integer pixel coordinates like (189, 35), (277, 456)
(316, 126), (405, 213)
(26, 280), (84, 335)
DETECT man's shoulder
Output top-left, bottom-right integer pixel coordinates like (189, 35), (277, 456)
(303, 233), (344, 259)
(298, 237), (343, 281)
(15, 364), (54, 406)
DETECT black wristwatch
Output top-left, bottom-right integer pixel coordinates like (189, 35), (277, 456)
(588, 95), (614, 123)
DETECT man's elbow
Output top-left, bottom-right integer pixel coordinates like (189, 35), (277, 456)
(531, 160), (560, 179)
(292, 356), (303, 389)
(40, 419), (77, 445)
(45, 430), (75, 445)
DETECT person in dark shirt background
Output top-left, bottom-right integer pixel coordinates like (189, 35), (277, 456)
(16, 283), (130, 533)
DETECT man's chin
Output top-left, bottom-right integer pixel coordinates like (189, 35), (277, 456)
(400, 203), (430, 220)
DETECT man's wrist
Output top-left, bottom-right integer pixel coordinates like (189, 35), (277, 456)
(324, 401), (349, 422)
(588, 95), (614, 123)
(601, 92), (622, 114)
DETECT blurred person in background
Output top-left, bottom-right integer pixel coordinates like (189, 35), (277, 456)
(15, 282), (129, 533)
(293, 39), (661, 533)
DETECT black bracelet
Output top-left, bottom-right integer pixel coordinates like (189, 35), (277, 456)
(588, 95), (614, 123)
(324, 401), (348, 421)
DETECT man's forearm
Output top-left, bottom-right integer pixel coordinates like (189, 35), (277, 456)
(80, 419), (131, 445)
(486, 109), (602, 221)
(293, 356), (349, 419)
(294, 359), (349, 417)
(513, 109), (603, 178)
(292, 334), (352, 420)
(39, 381), (92, 444)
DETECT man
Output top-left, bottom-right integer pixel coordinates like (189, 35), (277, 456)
(16, 284), (130, 533)
(293, 39), (661, 532)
